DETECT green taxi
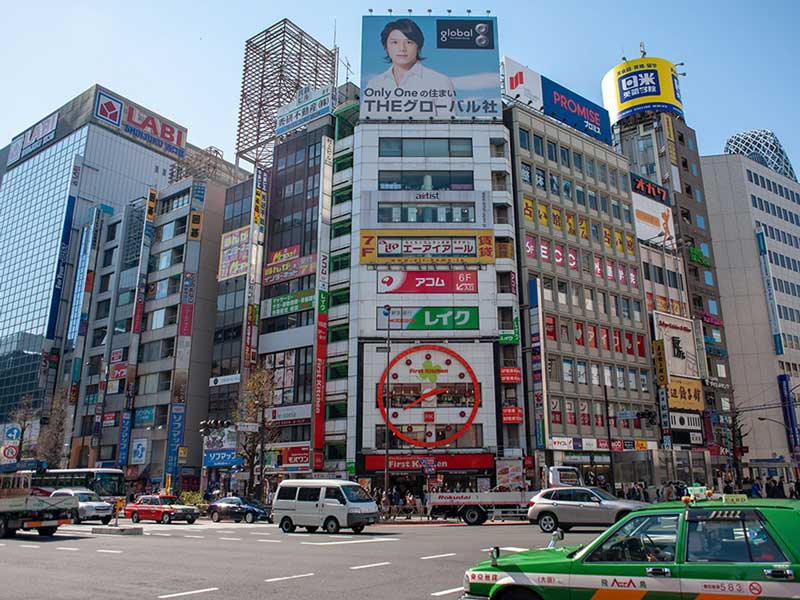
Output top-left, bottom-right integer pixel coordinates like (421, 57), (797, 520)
(461, 498), (799, 599)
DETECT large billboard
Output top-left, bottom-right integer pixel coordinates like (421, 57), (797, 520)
(217, 226), (250, 281)
(360, 229), (495, 264)
(503, 57), (611, 145)
(7, 111), (59, 167)
(276, 85), (334, 136)
(632, 185), (674, 245)
(360, 15), (500, 120)
(601, 57), (684, 125)
(653, 312), (701, 379)
(377, 270), (478, 294)
(377, 306), (479, 330)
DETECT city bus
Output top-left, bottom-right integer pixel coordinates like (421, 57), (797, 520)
(27, 468), (126, 514)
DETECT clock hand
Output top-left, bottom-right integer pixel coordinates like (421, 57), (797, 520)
(403, 388), (447, 411)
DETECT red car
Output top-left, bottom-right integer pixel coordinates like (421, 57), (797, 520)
(124, 495), (199, 524)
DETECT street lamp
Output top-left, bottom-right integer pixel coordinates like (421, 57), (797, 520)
(382, 305), (392, 498)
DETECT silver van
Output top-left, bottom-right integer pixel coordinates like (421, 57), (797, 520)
(272, 479), (379, 534)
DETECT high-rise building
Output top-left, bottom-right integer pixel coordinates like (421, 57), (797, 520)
(724, 130), (797, 182)
(702, 151), (800, 479)
(0, 86), (186, 427)
(602, 57), (735, 480)
(503, 57), (658, 488)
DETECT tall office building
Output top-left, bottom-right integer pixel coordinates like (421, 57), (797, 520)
(503, 58), (658, 488)
(724, 130), (797, 182)
(0, 86), (186, 428)
(602, 57), (735, 478)
(703, 151), (800, 479)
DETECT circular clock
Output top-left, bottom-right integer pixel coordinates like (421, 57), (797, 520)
(376, 344), (481, 448)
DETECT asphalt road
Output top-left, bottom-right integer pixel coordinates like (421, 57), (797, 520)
(0, 519), (602, 599)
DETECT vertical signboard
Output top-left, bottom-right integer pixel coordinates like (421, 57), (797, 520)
(778, 374), (800, 461)
(528, 278), (547, 450)
(312, 136), (334, 470)
(243, 167), (269, 378)
(756, 226), (784, 356)
(165, 403), (186, 481)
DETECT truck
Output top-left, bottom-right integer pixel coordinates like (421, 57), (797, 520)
(426, 466), (583, 525)
(0, 466), (77, 537)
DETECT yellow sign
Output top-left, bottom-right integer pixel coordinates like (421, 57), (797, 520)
(551, 207), (562, 230)
(188, 210), (203, 241)
(178, 446), (188, 464)
(566, 212), (575, 236)
(635, 440), (648, 451)
(253, 188), (265, 226)
(147, 188), (157, 222)
(603, 226), (612, 248)
(578, 217), (589, 240)
(523, 196), (535, 222)
(626, 233), (635, 255)
(653, 339), (668, 386)
(601, 57), (684, 125)
(664, 116), (678, 166)
(614, 230), (624, 252)
(359, 229), (495, 265)
(537, 202), (549, 227)
(666, 376), (704, 411)
(722, 494), (748, 504)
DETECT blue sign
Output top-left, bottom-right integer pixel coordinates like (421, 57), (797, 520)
(5, 426), (21, 441)
(541, 76), (612, 146)
(203, 449), (243, 468)
(778, 374), (800, 453)
(117, 411), (132, 467)
(133, 406), (155, 427)
(46, 194), (76, 339)
(165, 404), (186, 478)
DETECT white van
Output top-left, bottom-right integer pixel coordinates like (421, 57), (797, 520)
(272, 479), (379, 534)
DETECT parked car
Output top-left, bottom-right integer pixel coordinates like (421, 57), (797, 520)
(124, 495), (199, 524)
(462, 497), (800, 600)
(207, 496), (269, 523)
(527, 486), (646, 532)
(50, 488), (114, 524)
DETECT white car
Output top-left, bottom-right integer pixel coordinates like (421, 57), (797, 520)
(51, 488), (114, 524)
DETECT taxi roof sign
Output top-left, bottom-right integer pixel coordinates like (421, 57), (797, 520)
(722, 494), (748, 504)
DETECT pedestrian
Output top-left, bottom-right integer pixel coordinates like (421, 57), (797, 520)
(794, 480), (800, 500)
(723, 480), (734, 495)
(766, 478), (776, 498)
(664, 481), (675, 502)
(639, 483), (650, 503)
(775, 477), (787, 499)
(751, 477), (763, 498)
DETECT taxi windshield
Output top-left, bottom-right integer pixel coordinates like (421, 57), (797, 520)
(160, 496), (178, 505)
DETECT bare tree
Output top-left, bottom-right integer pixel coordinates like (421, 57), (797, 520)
(37, 387), (69, 468)
(238, 367), (278, 499)
(9, 394), (38, 461)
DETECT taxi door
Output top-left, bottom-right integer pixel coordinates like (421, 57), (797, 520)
(570, 512), (683, 600)
(678, 508), (799, 599)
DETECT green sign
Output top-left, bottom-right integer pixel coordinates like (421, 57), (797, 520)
(346, 461), (356, 475)
(499, 308), (520, 345)
(267, 289), (315, 317)
(406, 307), (479, 330)
(688, 246), (711, 267)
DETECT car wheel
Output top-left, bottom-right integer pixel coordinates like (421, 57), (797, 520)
(211, 511), (221, 523)
(161, 513), (172, 525)
(615, 511), (630, 523)
(131, 512), (140, 524)
(186, 517), (196, 525)
(323, 517), (340, 534)
(244, 512), (256, 524)
(74, 515), (82, 524)
(101, 517), (112, 525)
(538, 512), (558, 533)
(37, 526), (58, 536)
(462, 506), (486, 526)
(496, 588), (542, 600)
(351, 525), (365, 534)
(305, 526), (318, 533)
(280, 517), (295, 533)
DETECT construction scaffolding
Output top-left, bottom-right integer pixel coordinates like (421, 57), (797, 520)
(235, 19), (337, 168)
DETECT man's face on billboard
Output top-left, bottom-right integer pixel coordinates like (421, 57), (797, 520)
(386, 29), (418, 68)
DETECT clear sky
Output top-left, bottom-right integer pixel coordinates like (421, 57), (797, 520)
(2, 0), (798, 174)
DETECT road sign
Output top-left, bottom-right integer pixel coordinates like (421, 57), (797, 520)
(5, 426), (21, 441)
(2, 445), (18, 460)
(237, 422), (260, 433)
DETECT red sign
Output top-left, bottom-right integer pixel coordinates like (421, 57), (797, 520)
(110, 362), (128, 380)
(594, 256), (602, 277)
(523, 456), (534, 469)
(613, 330), (622, 353)
(554, 244), (564, 267)
(179, 303), (194, 336)
(499, 367), (522, 384)
(102, 412), (117, 427)
(124, 465), (139, 479)
(263, 253), (316, 285)
(597, 438), (610, 450)
(124, 104), (186, 149)
(110, 349), (124, 363)
(525, 234), (536, 258)
(502, 406), (524, 424)
(282, 445), (310, 467)
(625, 331), (634, 356)
(378, 271), (478, 294)
(269, 244), (300, 265)
(424, 411), (436, 423)
(545, 315), (557, 341)
(364, 453), (494, 471)
(611, 440), (624, 452)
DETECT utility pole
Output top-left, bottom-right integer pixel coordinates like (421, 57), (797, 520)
(383, 305), (392, 497)
(603, 385), (616, 494)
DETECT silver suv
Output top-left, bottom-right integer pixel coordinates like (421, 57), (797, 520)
(51, 488), (114, 524)
(527, 486), (646, 533)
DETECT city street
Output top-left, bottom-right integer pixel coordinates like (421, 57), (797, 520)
(0, 520), (600, 599)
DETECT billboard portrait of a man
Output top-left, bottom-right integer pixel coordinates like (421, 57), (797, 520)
(360, 15), (500, 121)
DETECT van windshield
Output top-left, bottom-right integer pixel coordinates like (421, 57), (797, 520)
(342, 485), (373, 503)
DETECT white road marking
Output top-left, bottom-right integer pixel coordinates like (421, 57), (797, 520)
(257, 539), (282, 543)
(20, 544), (40, 549)
(349, 561), (391, 570)
(287, 533), (307, 537)
(97, 549), (123, 554)
(420, 553), (456, 560)
(249, 532), (271, 535)
(301, 537), (399, 546)
(184, 535), (205, 539)
(264, 573), (314, 583)
(157, 588), (219, 599)
(218, 537), (241, 541)
(56, 547), (80, 551)
(0, 543), (5, 547)
(431, 587), (464, 597)
(152, 533), (172, 537)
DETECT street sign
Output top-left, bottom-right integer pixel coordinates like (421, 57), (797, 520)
(4, 426), (21, 441)
(237, 422), (260, 433)
(2, 445), (18, 460)
(617, 410), (638, 420)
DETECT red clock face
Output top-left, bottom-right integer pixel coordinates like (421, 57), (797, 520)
(377, 344), (481, 448)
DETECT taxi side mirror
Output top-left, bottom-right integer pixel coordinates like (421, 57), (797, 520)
(490, 546), (500, 566)
(547, 528), (565, 549)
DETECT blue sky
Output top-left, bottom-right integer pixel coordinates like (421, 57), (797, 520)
(2, 0), (798, 174)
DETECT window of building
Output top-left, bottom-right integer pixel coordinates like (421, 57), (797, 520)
(331, 252), (350, 272)
(328, 324), (349, 343)
(700, 243), (710, 258)
(557, 280), (568, 304)
(708, 299), (719, 315)
(560, 146), (570, 168)
(535, 168), (546, 191)
(588, 190), (597, 211)
(377, 170), (474, 191)
(542, 278), (554, 302)
(106, 222), (118, 242)
(696, 215), (706, 230)
(533, 134), (544, 157)
(96, 299), (111, 320)
(576, 185), (586, 207)
(327, 361), (348, 380)
(704, 271), (714, 286)
(521, 162), (532, 186)
(92, 327), (107, 347)
(547, 141), (557, 162)
(573, 152), (583, 172)
(114, 318), (131, 334)
(99, 273), (112, 293)
(519, 128), (531, 151)
(102, 248), (115, 268)
(330, 288), (350, 306)
(331, 219), (351, 238)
